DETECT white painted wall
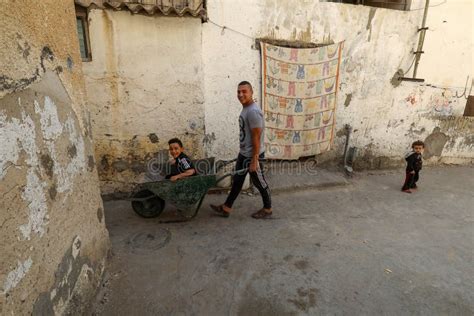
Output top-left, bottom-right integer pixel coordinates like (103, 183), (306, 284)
(84, 10), (204, 140)
(83, 10), (205, 192)
(417, 0), (473, 88)
(84, 0), (473, 192)
(202, 0), (473, 166)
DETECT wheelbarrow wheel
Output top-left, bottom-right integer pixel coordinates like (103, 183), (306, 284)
(131, 190), (165, 218)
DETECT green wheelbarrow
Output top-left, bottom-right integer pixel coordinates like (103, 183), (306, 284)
(130, 158), (240, 220)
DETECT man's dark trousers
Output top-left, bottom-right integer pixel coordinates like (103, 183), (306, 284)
(224, 152), (271, 209)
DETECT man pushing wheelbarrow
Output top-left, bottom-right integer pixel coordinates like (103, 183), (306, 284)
(130, 81), (272, 220)
(210, 81), (273, 219)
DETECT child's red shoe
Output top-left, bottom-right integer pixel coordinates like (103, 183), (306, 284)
(402, 189), (412, 193)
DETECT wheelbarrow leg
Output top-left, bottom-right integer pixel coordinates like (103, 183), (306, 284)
(177, 195), (206, 220)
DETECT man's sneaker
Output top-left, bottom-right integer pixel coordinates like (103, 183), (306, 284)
(251, 209), (273, 219)
(210, 204), (230, 218)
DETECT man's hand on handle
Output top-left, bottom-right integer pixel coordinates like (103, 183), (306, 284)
(249, 157), (259, 172)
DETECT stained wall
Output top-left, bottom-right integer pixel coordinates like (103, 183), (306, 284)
(0, 1), (109, 314)
(82, 10), (205, 194)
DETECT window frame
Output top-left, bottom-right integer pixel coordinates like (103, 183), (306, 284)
(75, 6), (92, 62)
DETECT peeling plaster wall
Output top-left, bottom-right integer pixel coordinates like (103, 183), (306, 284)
(0, 2), (109, 315)
(84, 0), (472, 195)
(82, 10), (205, 194)
(202, 0), (473, 168)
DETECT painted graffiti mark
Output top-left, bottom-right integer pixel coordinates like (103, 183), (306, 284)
(431, 90), (454, 116)
(437, 115), (474, 132)
(404, 87), (463, 116)
(404, 87), (425, 106)
(405, 93), (417, 106)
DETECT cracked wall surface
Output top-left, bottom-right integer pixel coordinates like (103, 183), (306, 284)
(0, 1), (109, 315)
(83, 0), (472, 195)
(202, 0), (473, 169)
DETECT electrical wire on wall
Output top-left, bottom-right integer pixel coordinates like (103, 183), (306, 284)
(207, 17), (422, 86)
(206, 2), (470, 97)
(419, 76), (473, 99)
(401, 57), (416, 75)
(207, 18), (359, 44)
(208, 19), (254, 40)
(206, 0), (448, 43)
(409, 0), (447, 11)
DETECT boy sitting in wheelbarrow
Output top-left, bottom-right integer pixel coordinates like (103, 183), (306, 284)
(166, 138), (196, 181)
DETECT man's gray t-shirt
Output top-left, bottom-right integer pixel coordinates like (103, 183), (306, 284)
(239, 102), (265, 157)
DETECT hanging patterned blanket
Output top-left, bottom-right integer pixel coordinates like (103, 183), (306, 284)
(261, 42), (343, 159)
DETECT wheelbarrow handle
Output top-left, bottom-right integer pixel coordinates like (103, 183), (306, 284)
(216, 157), (267, 179)
(216, 168), (248, 183)
(215, 159), (266, 183)
(216, 158), (266, 167)
(217, 158), (238, 164)
(215, 158), (237, 173)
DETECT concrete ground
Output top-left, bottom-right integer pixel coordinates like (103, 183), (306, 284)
(94, 166), (474, 315)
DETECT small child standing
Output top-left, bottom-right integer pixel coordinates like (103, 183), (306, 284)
(401, 140), (424, 193)
(166, 138), (196, 181)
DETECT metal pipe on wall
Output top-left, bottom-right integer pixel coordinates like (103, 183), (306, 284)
(412, 0), (430, 78)
(343, 124), (352, 166)
(343, 124), (356, 175)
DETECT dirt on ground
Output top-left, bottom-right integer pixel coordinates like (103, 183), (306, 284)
(94, 165), (474, 315)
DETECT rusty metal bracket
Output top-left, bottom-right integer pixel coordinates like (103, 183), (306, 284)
(398, 77), (425, 82)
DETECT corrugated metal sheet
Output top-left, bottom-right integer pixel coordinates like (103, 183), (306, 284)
(75, 0), (206, 18)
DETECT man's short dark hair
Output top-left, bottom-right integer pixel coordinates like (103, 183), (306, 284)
(412, 140), (425, 148)
(238, 81), (253, 90)
(168, 138), (183, 147)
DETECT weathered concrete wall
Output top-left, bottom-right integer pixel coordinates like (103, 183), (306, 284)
(82, 10), (205, 194)
(202, 0), (473, 168)
(84, 0), (473, 195)
(0, 1), (109, 315)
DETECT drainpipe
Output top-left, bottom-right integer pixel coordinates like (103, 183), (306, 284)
(412, 0), (430, 78)
(343, 124), (351, 164)
(343, 124), (354, 175)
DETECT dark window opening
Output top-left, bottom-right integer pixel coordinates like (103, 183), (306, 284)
(325, 0), (412, 11)
(463, 96), (474, 117)
(75, 5), (91, 61)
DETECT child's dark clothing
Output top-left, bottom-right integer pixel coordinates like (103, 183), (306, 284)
(402, 151), (422, 191)
(165, 153), (195, 179)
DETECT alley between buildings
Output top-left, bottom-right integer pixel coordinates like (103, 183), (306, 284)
(95, 166), (474, 315)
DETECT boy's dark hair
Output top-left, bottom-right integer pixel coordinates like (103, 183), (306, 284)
(238, 81), (253, 90)
(168, 138), (183, 147)
(412, 140), (425, 148)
